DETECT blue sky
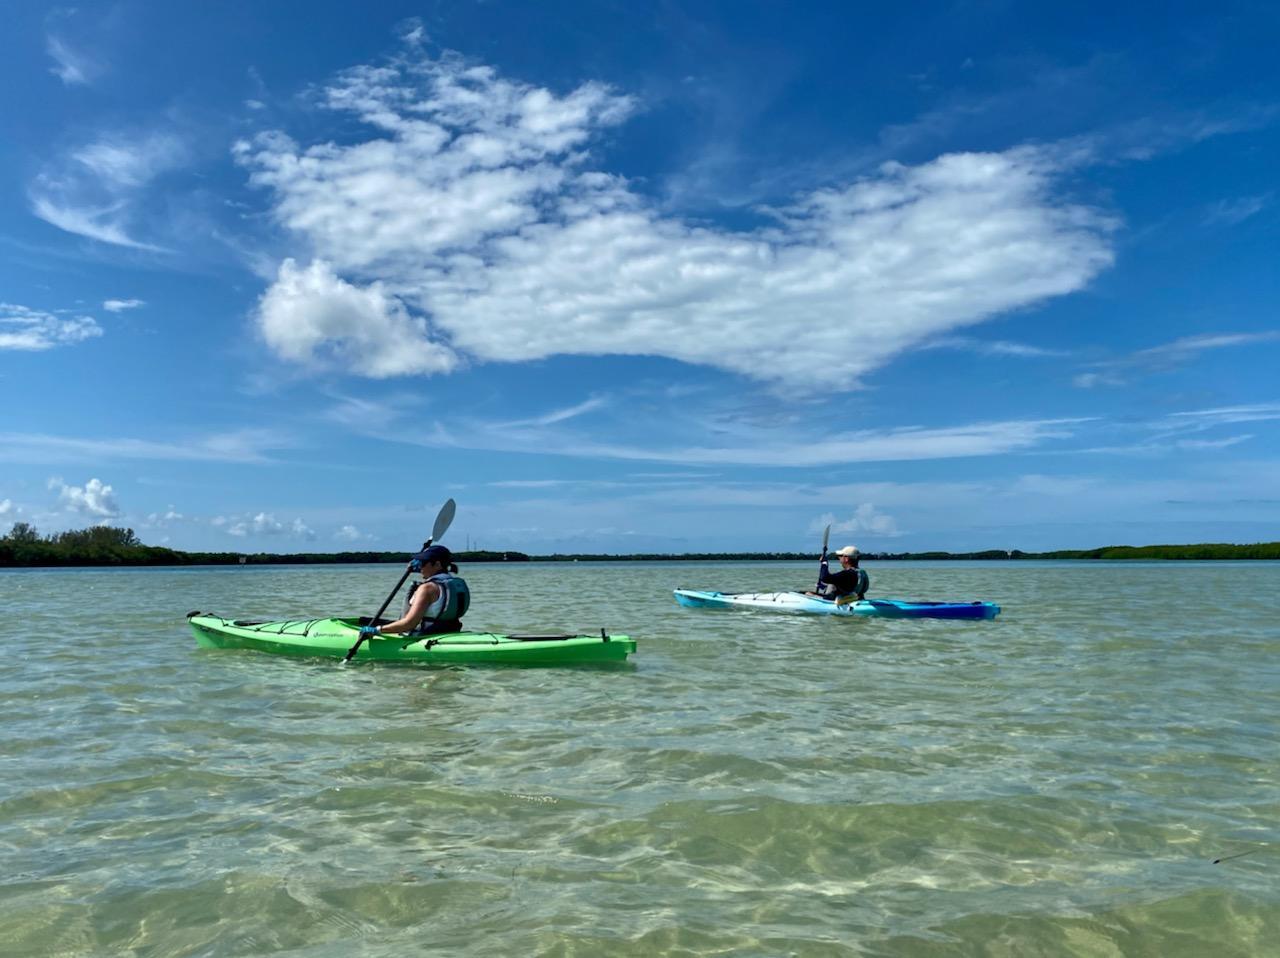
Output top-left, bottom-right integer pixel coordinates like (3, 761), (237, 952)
(2, 1), (1278, 554)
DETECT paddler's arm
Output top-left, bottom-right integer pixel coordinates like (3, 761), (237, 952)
(365, 580), (441, 636)
(807, 558), (833, 596)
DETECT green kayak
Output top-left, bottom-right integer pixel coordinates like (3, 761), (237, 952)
(187, 613), (635, 665)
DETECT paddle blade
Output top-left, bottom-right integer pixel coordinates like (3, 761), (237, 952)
(432, 498), (457, 543)
(815, 523), (832, 595)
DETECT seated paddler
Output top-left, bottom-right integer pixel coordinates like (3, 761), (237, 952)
(358, 544), (471, 639)
(809, 544), (869, 601)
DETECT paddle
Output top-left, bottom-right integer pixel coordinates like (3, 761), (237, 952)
(342, 498), (457, 663)
(814, 524), (831, 595)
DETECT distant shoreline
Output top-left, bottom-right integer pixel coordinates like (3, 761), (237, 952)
(3, 524), (1279, 566)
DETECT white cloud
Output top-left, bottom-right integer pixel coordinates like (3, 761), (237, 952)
(1076, 331), (1280, 387)
(103, 298), (145, 312)
(225, 512), (281, 537)
(1159, 403), (1280, 430)
(0, 429), (287, 464)
(0, 499), (13, 516)
(47, 34), (98, 86)
(0, 303), (102, 351)
(239, 49), (1114, 390)
(48, 477), (120, 517)
(29, 132), (186, 250)
(1073, 371), (1120, 389)
(335, 524), (363, 541)
(255, 259), (457, 376)
(500, 397), (609, 428)
(1203, 193), (1270, 226)
(143, 507), (185, 526)
(814, 504), (902, 537)
(436, 415), (1085, 467)
(30, 197), (164, 251)
(1060, 402), (1280, 455)
(220, 512), (316, 539)
(924, 336), (1068, 358)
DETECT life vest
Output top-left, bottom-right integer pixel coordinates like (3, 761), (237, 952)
(821, 566), (870, 599)
(403, 572), (471, 634)
(854, 568), (869, 599)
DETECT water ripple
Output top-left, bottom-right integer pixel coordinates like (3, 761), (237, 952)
(1, 561), (1277, 955)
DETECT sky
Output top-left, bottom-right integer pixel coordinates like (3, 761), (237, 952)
(2, 1), (1278, 555)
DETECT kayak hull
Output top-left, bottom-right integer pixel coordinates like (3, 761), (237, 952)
(673, 590), (1000, 620)
(188, 614), (635, 665)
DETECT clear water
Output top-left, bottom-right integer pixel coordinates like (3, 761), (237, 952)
(2, 561), (1277, 956)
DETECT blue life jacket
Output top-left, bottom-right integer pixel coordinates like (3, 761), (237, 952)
(404, 572), (471, 634)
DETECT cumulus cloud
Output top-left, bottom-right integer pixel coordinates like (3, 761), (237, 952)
(335, 524), (363, 541)
(216, 512), (315, 539)
(0, 303), (102, 351)
(48, 477), (120, 517)
(30, 132), (186, 250)
(814, 504), (902, 538)
(238, 49), (1115, 391)
(256, 259), (456, 376)
(144, 507), (185, 526)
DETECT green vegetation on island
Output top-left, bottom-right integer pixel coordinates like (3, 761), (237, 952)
(2, 522), (1279, 567)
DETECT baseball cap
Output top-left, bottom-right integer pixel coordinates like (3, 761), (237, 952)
(412, 544), (453, 566)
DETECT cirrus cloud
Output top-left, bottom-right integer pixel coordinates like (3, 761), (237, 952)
(29, 132), (186, 251)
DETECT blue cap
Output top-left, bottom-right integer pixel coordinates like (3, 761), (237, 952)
(412, 544), (452, 567)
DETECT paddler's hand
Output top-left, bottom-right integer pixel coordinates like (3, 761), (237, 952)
(358, 625), (380, 639)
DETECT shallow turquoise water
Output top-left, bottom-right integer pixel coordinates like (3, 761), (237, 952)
(2, 560), (1277, 956)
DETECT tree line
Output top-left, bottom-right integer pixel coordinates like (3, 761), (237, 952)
(2, 523), (1278, 567)
(0, 523), (533, 567)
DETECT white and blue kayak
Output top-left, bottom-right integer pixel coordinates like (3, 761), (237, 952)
(673, 589), (1000, 620)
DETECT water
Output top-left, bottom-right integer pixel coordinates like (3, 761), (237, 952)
(2, 560), (1277, 956)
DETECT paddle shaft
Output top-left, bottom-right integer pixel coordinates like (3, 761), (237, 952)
(342, 543), (426, 663)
